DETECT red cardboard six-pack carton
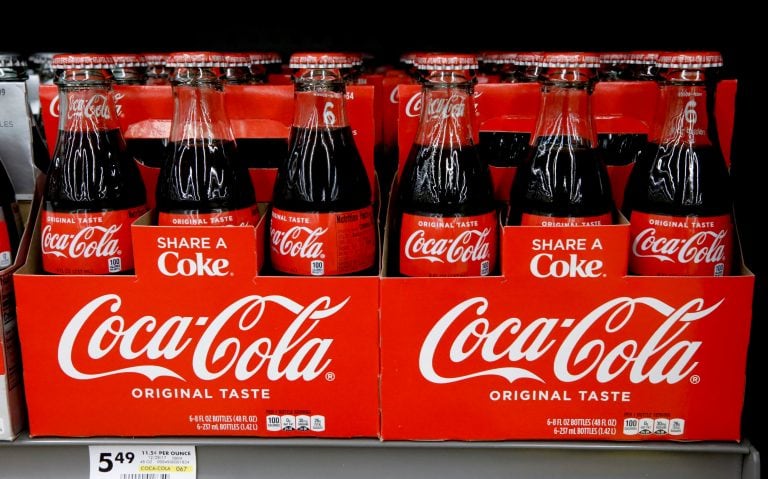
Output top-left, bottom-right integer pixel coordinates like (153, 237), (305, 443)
(10, 74), (754, 442)
(13, 83), (380, 437)
(379, 80), (753, 441)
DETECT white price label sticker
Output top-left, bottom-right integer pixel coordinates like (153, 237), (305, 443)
(89, 445), (196, 479)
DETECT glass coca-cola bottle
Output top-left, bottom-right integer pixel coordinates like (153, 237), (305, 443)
(42, 54), (147, 274)
(507, 53), (614, 226)
(627, 51), (660, 81)
(221, 52), (253, 85)
(598, 52), (630, 81)
(394, 53), (497, 277)
(144, 53), (171, 85)
(623, 52), (733, 276)
(597, 51), (648, 167)
(110, 53), (148, 85)
(248, 52), (271, 84)
(270, 52), (375, 276)
(156, 52), (258, 226)
(480, 52), (536, 170)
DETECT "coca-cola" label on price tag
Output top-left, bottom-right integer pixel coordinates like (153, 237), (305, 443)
(42, 207), (147, 275)
(157, 206), (259, 227)
(270, 207), (375, 276)
(399, 212), (498, 277)
(629, 212), (733, 276)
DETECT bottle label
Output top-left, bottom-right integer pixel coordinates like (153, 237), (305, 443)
(270, 207), (376, 276)
(157, 206), (260, 226)
(0, 209), (13, 270)
(629, 212), (733, 276)
(41, 207), (147, 275)
(399, 212), (498, 277)
(520, 213), (613, 227)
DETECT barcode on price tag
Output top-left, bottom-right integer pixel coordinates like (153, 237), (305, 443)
(89, 445), (196, 479)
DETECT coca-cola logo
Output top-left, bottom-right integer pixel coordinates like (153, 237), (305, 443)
(404, 91), (482, 118)
(632, 228), (727, 265)
(58, 294), (348, 381)
(420, 296), (720, 385)
(389, 85), (399, 104)
(66, 94), (111, 120)
(49, 93), (122, 119)
(404, 228), (491, 264)
(405, 92), (422, 117)
(271, 226), (327, 259)
(158, 251), (229, 277)
(530, 253), (603, 278)
(42, 224), (122, 259)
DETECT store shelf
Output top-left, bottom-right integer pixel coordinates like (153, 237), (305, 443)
(0, 434), (759, 479)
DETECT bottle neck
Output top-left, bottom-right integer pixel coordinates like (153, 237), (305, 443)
(414, 71), (475, 146)
(292, 68), (349, 128)
(112, 67), (146, 85)
(532, 68), (596, 147)
(222, 66), (252, 85)
(653, 68), (719, 147)
(170, 68), (234, 143)
(57, 70), (120, 132)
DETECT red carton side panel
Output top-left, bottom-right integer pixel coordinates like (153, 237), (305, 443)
(380, 273), (752, 441)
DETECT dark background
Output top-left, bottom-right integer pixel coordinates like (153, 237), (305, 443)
(8, 10), (766, 453)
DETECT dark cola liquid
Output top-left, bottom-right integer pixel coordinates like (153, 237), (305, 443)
(508, 136), (614, 224)
(392, 142), (496, 275)
(273, 126), (371, 211)
(597, 133), (647, 166)
(236, 138), (289, 169)
(622, 143), (731, 217)
(479, 131), (531, 167)
(127, 138), (168, 169)
(398, 143), (494, 215)
(45, 129), (146, 211)
(156, 139), (255, 214)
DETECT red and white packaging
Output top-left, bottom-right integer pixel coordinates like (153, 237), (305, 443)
(18, 83), (380, 438)
(380, 79), (753, 442)
(14, 211), (379, 437)
(0, 189), (39, 441)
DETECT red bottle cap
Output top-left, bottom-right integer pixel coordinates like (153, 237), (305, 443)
(289, 52), (355, 69)
(249, 52), (281, 65)
(517, 52), (543, 66)
(144, 53), (169, 65)
(539, 52), (600, 68)
(656, 52), (723, 68)
(482, 52), (519, 64)
(598, 52), (629, 64)
(221, 53), (251, 67)
(52, 53), (114, 69)
(110, 53), (148, 68)
(627, 51), (660, 65)
(166, 52), (226, 68)
(412, 53), (478, 70)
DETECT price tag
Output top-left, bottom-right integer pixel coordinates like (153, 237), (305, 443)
(89, 445), (196, 479)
